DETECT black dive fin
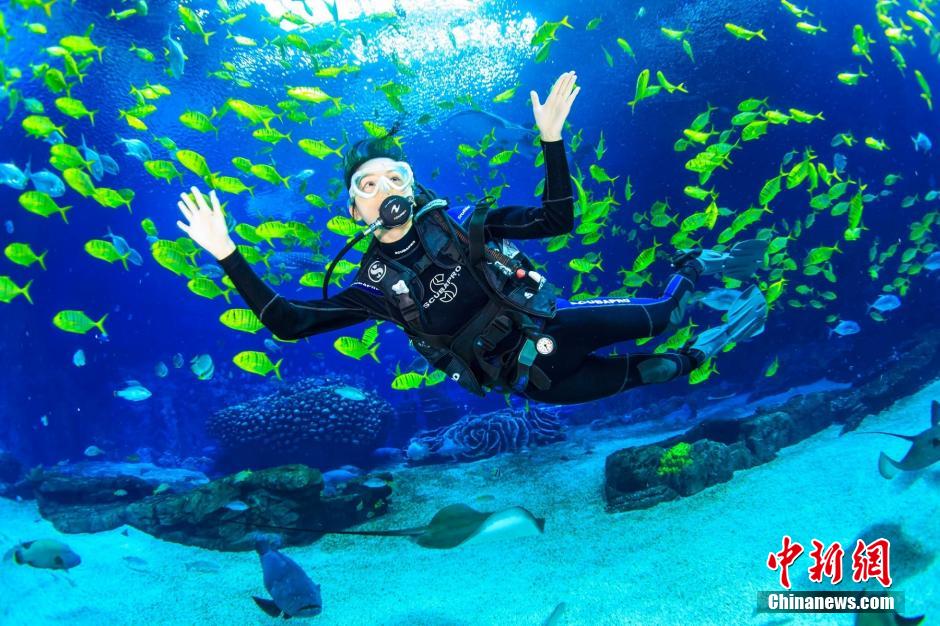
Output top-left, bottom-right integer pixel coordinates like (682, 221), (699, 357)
(253, 596), (283, 618)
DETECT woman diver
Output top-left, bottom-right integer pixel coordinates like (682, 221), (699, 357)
(177, 70), (768, 405)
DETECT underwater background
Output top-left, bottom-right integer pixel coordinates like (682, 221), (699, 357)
(1, 0), (939, 624)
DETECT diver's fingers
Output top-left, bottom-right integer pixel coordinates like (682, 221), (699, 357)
(530, 90), (542, 110)
(191, 186), (210, 212)
(546, 74), (564, 105)
(209, 189), (221, 212)
(561, 71), (577, 97)
(549, 71), (575, 107)
(176, 202), (193, 222)
(178, 193), (196, 217)
(176, 220), (191, 235)
(566, 85), (581, 108)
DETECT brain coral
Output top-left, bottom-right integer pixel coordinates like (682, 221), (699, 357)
(207, 377), (393, 467)
(406, 407), (566, 463)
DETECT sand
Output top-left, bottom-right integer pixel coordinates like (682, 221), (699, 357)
(1, 378), (938, 625)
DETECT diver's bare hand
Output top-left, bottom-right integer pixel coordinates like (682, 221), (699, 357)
(531, 70), (580, 142)
(176, 186), (236, 260)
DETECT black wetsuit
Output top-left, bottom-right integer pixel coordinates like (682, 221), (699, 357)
(217, 139), (704, 405)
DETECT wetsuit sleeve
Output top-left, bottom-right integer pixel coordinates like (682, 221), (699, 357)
(216, 248), (376, 340)
(481, 139), (575, 239)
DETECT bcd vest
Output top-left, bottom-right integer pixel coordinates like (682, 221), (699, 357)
(352, 199), (559, 396)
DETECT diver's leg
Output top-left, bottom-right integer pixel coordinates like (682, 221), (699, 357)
(523, 351), (703, 405)
(545, 263), (700, 353)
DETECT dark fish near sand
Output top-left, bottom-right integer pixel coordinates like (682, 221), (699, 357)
(253, 535), (322, 619)
(858, 400), (940, 479)
(3, 539), (82, 571)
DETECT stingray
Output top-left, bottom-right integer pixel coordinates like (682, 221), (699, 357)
(857, 400), (940, 479)
(246, 503), (545, 550)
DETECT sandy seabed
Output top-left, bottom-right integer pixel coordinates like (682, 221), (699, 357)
(1, 379), (938, 626)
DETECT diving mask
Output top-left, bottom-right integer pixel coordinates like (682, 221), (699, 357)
(349, 160), (414, 200)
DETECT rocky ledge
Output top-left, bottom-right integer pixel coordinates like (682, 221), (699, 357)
(27, 463), (392, 551)
(605, 328), (940, 512)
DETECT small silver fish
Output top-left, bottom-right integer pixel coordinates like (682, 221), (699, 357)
(114, 382), (152, 401)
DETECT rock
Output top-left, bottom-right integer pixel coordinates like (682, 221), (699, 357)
(31, 464), (393, 551)
(605, 413), (814, 513)
(604, 329), (940, 513)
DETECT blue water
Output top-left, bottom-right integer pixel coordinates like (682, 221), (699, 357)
(0, 0), (939, 621)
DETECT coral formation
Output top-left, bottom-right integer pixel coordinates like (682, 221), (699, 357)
(207, 376), (393, 467)
(657, 442), (693, 476)
(406, 407), (565, 463)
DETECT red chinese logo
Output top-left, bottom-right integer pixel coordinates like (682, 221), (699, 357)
(767, 537), (891, 588)
(767, 535), (804, 589)
(808, 539), (844, 584)
(851, 538), (892, 587)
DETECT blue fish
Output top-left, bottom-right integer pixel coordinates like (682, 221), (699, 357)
(80, 135), (105, 181)
(292, 168), (315, 193)
(100, 153), (120, 176)
(4, 220), (13, 234)
(268, 251), (328, 272)
(0, 162), (28, 189)
(829, 320), (860, 338)
(443, 109), (539, 155)
(924, 251), (940, 271)
(253, 535), (322, 619)
(247, 187), (310, 221)
(26, 165), (66, 197)
(912, 132), (932, 153)
(868, 294), (901, 313)
(164, 26), (186, 78)
(102, 227), (143, 266)
(44, 131), (65, 146)
(697, 288), (742, 311)
(832, 152), (847, 174)
(113, 135), (153, 161)
(197, 263), (225, 279)
(293, 169), (315, 183)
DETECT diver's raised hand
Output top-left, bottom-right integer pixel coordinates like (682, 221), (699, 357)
(176, 186), (236, 261)
(530, 70), (580, 142)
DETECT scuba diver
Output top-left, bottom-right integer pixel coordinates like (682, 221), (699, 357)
(177, 70), (769, 405)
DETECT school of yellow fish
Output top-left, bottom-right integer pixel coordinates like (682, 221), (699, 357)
(0, 0), (937, 390)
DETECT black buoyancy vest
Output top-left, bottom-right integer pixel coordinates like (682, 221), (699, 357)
(351, 199), (559, 396)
